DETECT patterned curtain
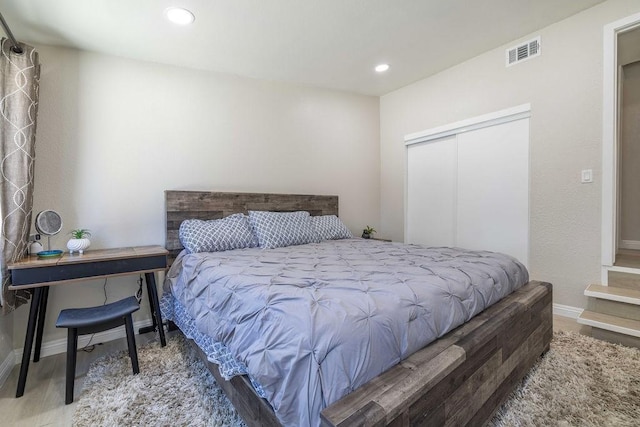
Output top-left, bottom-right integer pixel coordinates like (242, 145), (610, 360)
(0, 38), (40, 314)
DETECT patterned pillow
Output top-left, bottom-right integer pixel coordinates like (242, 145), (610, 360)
(179, 213), (258, 253)
(311, 215), (353, 240)
(248, 211), (320, 249)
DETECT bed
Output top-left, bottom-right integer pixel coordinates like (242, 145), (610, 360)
(162, 190), (552, 427)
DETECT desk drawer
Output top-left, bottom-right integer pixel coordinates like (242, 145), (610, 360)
(10, 255), (167, 287)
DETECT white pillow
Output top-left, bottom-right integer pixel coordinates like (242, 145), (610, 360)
(179, 214), (258, 253)
(311, 215), (352, 240)
(248, 211), (320, 249)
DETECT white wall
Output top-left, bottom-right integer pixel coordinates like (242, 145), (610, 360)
(13, 44), (380, 347)
(0, 313), (13, 373)
(380, 0), (640, 308)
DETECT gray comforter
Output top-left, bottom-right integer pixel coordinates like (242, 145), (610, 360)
(166, 239), (528, 426)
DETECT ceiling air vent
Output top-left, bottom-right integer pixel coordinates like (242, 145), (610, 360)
(506, 36), (540, 67)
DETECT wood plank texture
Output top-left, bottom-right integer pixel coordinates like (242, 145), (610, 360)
(8, 245), (168, 269)
(320, 280), (552, 427)
(165, 191), (339, 263)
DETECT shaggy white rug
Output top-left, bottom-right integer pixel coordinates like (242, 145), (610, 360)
(489, 330), (640, 427)
(73, 331), (640, 426)
(72, 336), (245, 427)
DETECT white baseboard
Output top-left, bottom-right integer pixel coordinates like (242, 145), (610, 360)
(13, 318), (154, 362)
(553, 303), (583, 319)
(0, 350), (16, 388)
(620, 240), (640, 250)
(11, 304), (586, 359)
(3, 303), (583, 387)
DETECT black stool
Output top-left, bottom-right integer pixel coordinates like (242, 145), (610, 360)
(55, 296), (140, 404)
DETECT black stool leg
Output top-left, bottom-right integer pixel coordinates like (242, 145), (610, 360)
(124, 314), (139, 375)
(65, 328), (78, 404)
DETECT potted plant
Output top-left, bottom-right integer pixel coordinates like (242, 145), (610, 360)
(361, 226), (376, 239)
(67, 229), (91, 254)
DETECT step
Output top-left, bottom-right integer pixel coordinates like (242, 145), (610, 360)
(584, 284), (640, 305)
(608, 270), (640, 290)
(577, 310), (640, 338)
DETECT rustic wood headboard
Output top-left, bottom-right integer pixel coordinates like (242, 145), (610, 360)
(165, 190), (339, 263)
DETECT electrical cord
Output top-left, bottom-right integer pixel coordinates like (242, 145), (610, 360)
(81, 278), (108, 352)
(81, 276), (142, 352)
(136, 275), (143, 303)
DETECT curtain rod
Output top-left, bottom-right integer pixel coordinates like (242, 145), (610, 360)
(0, 12), (23, 54)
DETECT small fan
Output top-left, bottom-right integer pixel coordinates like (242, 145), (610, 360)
(34, 210), (63, 255)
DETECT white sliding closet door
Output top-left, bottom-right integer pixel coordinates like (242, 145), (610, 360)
(406, 136), (456, 247)
(456, 119), (529, 265)
(405, 105), (530, 267)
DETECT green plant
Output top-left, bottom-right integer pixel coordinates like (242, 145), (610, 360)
(69, 228), (91, 239)
(363, 226), (376, 235)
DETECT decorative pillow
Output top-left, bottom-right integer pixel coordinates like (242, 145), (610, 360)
(179, 213), (258, 253)
(248, 210), (320, 249)
(311, 215), (353, 240)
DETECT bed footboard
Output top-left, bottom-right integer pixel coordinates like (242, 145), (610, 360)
(185, 280), (551, 427)
(320, 280), (553, 427)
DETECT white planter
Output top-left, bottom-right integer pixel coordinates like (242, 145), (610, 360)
(67, 238), (90, 254)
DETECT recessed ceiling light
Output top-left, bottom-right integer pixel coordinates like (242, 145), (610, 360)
(375, 64), (390, 73)
(165, 7), (195, 25)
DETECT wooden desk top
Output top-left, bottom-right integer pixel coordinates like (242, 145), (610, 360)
(8, 245), (168, 270)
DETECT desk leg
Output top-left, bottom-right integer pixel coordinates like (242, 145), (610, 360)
(144, 272), (166, 347)
(16, 287), (43, 397)
(33, 286), (49, 362)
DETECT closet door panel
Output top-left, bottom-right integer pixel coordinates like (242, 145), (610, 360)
(456, 119), (529, 265)
(406, 136), (456, 246)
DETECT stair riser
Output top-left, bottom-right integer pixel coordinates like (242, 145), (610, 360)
(607, 271), (640, 290)
(588, 298), (640, 321)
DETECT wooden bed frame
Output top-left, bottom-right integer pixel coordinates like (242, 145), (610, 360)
(165, 190), (553, 427)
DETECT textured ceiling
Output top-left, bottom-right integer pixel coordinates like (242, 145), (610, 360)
(0, 0), (604, 95)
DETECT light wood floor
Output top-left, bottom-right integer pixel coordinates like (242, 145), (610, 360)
(0, 333), (159, 427)
(0, 317), (586, 427)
